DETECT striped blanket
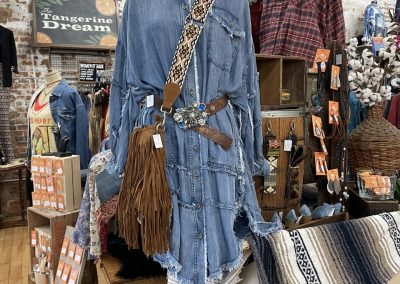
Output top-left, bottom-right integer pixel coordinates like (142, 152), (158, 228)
(250, 212), (400, 284)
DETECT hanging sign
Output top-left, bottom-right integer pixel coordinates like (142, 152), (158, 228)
(32, 0), (118, 49)
(78, 62), (105, 82)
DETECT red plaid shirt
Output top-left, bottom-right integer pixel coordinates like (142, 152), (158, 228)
(259, 0), (346, 65)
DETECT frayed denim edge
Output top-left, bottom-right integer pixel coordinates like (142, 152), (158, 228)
(207, 238), (245, 283)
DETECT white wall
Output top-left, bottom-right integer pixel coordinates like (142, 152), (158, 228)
(343, 0), (396, 40)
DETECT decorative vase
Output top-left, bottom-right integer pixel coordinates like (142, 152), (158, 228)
(348, 105), (400, 174)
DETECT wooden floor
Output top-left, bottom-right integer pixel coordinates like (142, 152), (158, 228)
(0, 226), (30, 284)
(0, 226), (165, 284)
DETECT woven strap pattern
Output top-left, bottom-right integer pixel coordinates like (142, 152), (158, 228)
(166, 0), (214, 88)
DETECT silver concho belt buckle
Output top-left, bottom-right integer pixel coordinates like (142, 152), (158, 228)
(173, 102), (209, 130)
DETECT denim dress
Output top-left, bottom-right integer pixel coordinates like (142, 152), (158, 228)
(108, 0), (282, 283)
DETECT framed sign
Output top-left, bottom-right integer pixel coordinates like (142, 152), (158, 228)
(32, 0), (118, 49)
(78, 62), (105, 82)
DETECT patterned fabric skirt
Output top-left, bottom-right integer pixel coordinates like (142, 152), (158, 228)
(0, 64), (15, 162)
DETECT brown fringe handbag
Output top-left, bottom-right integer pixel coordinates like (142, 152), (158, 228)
(117, 0), (217, 256)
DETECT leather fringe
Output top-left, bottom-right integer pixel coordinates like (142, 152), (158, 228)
(117, 125), (171, 256)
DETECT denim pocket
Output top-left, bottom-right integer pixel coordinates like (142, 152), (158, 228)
(58, 108), (76, 120)
(207, 7), (245, 72)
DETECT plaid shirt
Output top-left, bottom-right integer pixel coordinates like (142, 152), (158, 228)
(259, 0), (345, 65)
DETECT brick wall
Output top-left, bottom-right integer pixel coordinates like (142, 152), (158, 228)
(0, 0), (124, 158)
(1, 0), (48, 159)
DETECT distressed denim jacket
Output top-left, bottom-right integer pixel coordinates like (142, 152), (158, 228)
(108, 0), (282, 283)
(27, 80), (90, 169)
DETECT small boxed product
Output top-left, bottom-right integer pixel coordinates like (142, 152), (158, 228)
(52, 155), (81, 211)
(31, 155), (40, 174)
(356, 170), (397, 200)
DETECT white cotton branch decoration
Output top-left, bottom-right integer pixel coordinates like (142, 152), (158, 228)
(346, 21), (399, 107)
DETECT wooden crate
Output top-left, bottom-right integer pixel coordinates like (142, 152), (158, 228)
(254, 108), (305, 221)
(27, 207), (79, 281)
(256, 55), (307, 109)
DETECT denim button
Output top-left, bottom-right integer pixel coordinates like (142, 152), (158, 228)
(192, 203), (201, 209)
(197, 233), (203, 239)
(193, 146), (200, 152)
(190, 89), (195, 97)
(193, 171), (200, 178)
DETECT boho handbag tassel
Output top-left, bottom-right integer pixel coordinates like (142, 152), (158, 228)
(117, 126), (171, 255)
(116, 0), (215, 256)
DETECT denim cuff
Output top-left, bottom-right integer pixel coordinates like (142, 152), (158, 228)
(95, 169), (122, 204)
(253, 157), (270, 177)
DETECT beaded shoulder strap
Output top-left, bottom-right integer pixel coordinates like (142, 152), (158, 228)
(162, 0), (215, 111)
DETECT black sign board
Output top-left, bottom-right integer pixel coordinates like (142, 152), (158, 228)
(32, 0), (118, 49)
(79, 62), (105, 82)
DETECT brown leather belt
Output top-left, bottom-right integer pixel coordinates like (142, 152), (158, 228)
(154, 96), (233, 150)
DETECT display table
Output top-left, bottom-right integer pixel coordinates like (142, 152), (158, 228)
(0, 160), (27, 227)
(348, 187), (399, 218)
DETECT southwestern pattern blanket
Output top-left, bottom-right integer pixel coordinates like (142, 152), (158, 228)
(251, 212), (400, 284)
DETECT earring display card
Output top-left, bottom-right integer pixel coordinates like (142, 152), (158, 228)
(329, 101), (340, 125)
(312, 115), (325, 139)
(55, 226), (88, 284)
(315, 152), (328, 176)
(330, 65), (341, 90)
(311, 49), (331, 73)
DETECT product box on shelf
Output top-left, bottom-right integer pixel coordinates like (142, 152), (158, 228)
(31, 155), (81, 212)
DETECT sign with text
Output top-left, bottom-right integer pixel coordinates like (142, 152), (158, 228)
(32, 0), (118, 49)
(78, 62), (105, 82)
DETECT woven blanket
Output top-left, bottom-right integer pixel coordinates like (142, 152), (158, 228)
(250, 212), (400, 284)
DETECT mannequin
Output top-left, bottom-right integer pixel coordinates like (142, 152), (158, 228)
(27, 60), (90, 167)
(107, 2), (281, 283)
(363, 0), (386, 43)
(28, 67), (61, 156)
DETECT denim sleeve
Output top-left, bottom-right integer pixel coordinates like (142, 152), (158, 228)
(75, 93), (90, 169)
(235, 6), (269, 177)
(108, 5), (128, 175)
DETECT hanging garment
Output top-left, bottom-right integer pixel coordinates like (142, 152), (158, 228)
(0, 63), (15, 161)
(27, 80), (90, 169)
(0, 25), (18, 87)
(387, 94), (400, 129)
(396, 0), (400, 23)
(73, 150), (113, 258)
(250, 0), (263, 53)
(107, 1), (282, 283)
(259, 0), (346, 64)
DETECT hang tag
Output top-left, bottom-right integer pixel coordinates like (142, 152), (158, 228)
(284, 140), (293, 152)
(335, 53), (343, 65)
(146, 95), (154, 108)
(153, 134), (163, 149)
(31, 230), (37, 247)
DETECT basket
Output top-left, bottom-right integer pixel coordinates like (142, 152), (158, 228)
(348, 105), (400, 175)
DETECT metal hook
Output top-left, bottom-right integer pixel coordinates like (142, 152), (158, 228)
(290, 121), (295, 131)
(267, 121), (272, 132)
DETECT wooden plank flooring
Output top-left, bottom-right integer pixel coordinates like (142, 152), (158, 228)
(0, 226), (30, 284)
(0, 226), (165, 284)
